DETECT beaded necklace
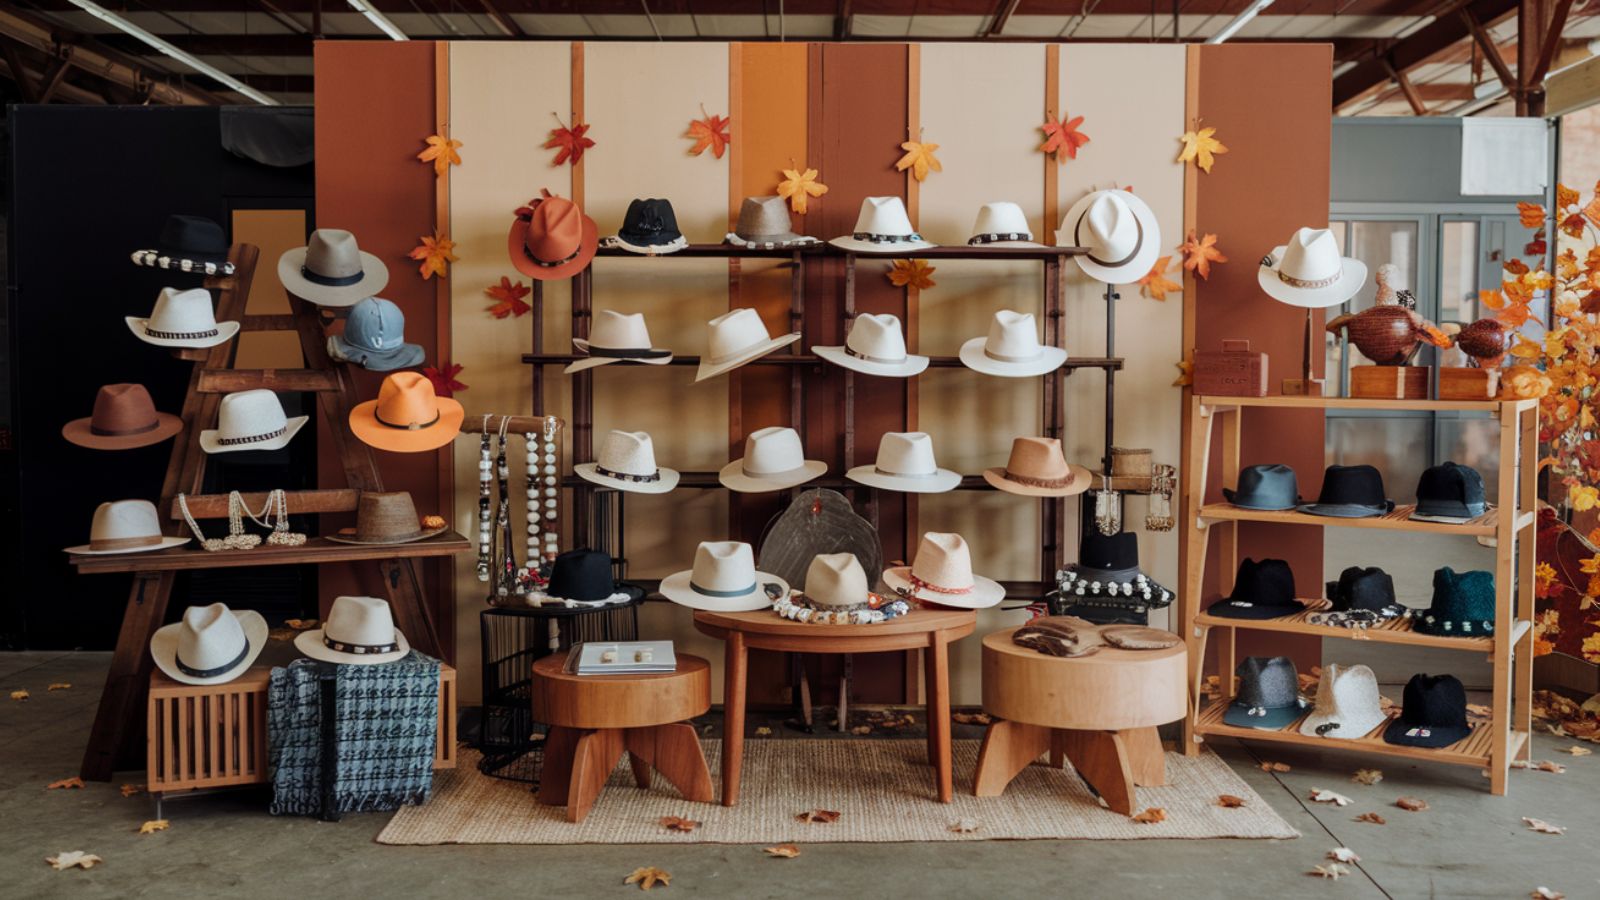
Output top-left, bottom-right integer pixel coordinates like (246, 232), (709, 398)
(476, 415), (492, 581)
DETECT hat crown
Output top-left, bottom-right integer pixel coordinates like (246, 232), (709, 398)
(1235, 656), (1299, 710)
(1229, 557), (1297, 605)
(589, 310), (654, 351)
(620, 198), (680, 240)
(1428, 566), (1496, 617)
(374, 371), (443, 430)
(1080, 530), (1139, 572)
(1078, 192), (1139, 261)
(1237, 463), (1296, 494)
(345, 297), (405, 351)
(1327, 565), (1395, 612)
(1314, 464), (1388, 507)
(874, 431), (940, 478)
(1397, 673), (1469, 729)
(743, 426), (807, 476)
(303, 229), (366, 280)
(845, 313), (908, 361)
(1311, 662), (1383, 723)
(177, 603), (247, 672)
(547, 548), (619, 602)
(1416, 461), (1486, 516)
(90, 383), (160, 433)
(690, 541), (757, 594)
(148, 287), (219, 332)
(735, 196), (797, 239)
(909, 532), (976, 591)
(324, 595), (398, 648)
(526, 195), (584, 261)
(802, 552), (869, 608)
(89, 499), (163, 543)
(706, 307), (776, 362)
(1276, 227), (1342, 282)
(970, 202), (1032, 239)
(851, 196), (916, 238)
(984, 310), (1045, 361)
(158, 215), (227, 254)
(352, 491), (423, 540)
(595, 429), (660, 478)
(1004, 436), (1070, 480)
(216, 389), (289, 440)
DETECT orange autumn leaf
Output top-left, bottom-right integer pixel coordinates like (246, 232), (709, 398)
(1584, 196), (1600, 229)
(48, 777), (85, 790)
(685, 109), (731, 159)
(1177, 124), (1228, 173)
(777, 167), (828, 215)
(1559, 183), (1581, 210)
(1173, 358), (1194, 387)
(1518, 201), (1547, 230)
(544, 114), (594, 167)
(1479, 288), (1508, 311)
(408, 232), (458, 280)
(1040, 112), (1090, 163)
(1179, 231), (1228, 281)
(485, 276), (532, 319)
(1131, 807), (1167, 824)
(1510, 336), (1544, 359)
(1561, 213), (1587, 239)
(417, 133), (462, 177)
(887, 258), (936, 291)
(1420, 324), (1453, 348)
(1498, 302), (1534, 329)
(895, 140), (943, 182)
(1138, 255), (1182, 301)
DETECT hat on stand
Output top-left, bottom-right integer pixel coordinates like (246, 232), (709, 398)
(1383, 673), (1473, 748)
(64, 499), (190, 555)
(325, 491), (448, 545)
(278, 229), (389, 307)
(1410, 461), (1488, 524)
(982, 436), (1092, 497)
(542, 548), (646, 605)
(348, 371), (464, 453)
(718, 426), (826, 493)
(1223, 656), (1310, 728)
(829, 197), (936, 254)
(1055, 531), (1175, 609)
(150, 603), (267, 685)
(883, 532), (1005, 610)
(200, 389), (308, 454)
(772, 552), (911, 625)
(327, 297), (426, 371)
(602, 198), (688, 255)
(812, 313), (928, 378)
(725, 196), (820, 249)
(1222, 464), (1301, 511)
(846, 432), (961, 494)
(1258, 227), (1367, 308)
(1298, 464), (1394, 518)
(659, 541), (788, 612)
(126, 287), (240, 349)
(508, 191), (598, 279)
(132, 214), (234, 276)
(1208, 558), (1304, 620)
(1299, 663), (1388, 740)
(958, 310), (1067, 377)
(695, 307), (801, 382)
(574, 429), (680, 493)
(967, 201), (1041, 247)
(1059, 189), (1161, 284)
(63, 383), (182, 450)
(566, 310), (673, 374)
(294, 595), (410, 665)
(1307, 566), (1405, 628)
(1411, 567), (1496, 636)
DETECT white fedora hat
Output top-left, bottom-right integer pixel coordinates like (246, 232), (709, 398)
(199, 389), (308, 454)
(883, 532), (1005, 610)
(719, 426), (827, 493)
(695, 307), (801, 382)
(1258, 226), (1368, 308)
(1298, 663), (1388, 740)
(958, 310), (1067, 377)
(659, 541), (790, 612)
(565, 310), (673, 374)
(813, 313), (929, 378)
(799, 552), (873, 609)
(64, 499), (190, 555)
(151, 603), (267, 685)
(982, 436), (1092, 498)
(967, 201), (1042, 248)
(126, 287), (240, 349)
(1060, 189), (1162, 284)
(846, 431), (960, 493)
(295, 595), (411, 665)
(829, 197), (937, 254)
(278, 228), (389, 308)
(574, 429), (680, 494)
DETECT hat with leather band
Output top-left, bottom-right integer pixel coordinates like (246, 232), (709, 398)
(64, 499), (190, 555)
(1059, 189), (1161, 284)
(127, 287), (240, 349)
(1298, 464), (1394, 518)
(508, 190), (598, 279)
(348, 371), (464, 453)
(1208, 558), (1304, 620)
(829, 197), (936, 254)
(812, 312), (928, 378)
(150, 603), (266, 685)
(967, 201), (1042, 247)
(566, 310), (673, 374)
(574, 429), (680, 494)
(278, 228), (389, 308)
(63, 383), (182, 451)
(659, 541), (788, 612)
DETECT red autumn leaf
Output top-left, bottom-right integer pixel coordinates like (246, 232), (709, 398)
(423, 362), (467, 397)
(1561, 213), (1587, 240)
(485, 276), (532, 319)
(545, 114), (594, 167)
(1039, 112), (1089, 164)
(685, 110), (731, 159)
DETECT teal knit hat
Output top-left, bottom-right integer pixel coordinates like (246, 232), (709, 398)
(1412, 567), (1495, 636)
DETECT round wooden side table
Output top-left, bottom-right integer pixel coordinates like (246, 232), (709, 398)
(530, 654), (713, 823)
(973, 627), (1187, 815)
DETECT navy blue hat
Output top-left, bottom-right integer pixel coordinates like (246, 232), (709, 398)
(1412, 567), (1495, 636)
(1383, 673), (1472, 748)
(1209, 558), (1303, 620)
(545, 548), (645, 604)
(328, 297), (426, 371)
(1224, 656), (1309, 729)
(1298, 464), (1394, 518)
(1411, 462), (1487, 524)
(1223, 464), (1300, 511)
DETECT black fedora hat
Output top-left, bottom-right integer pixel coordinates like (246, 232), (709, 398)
(1223, 656), (1309, 729)
(604, 198), (688, 255)
(1209, 558), (1303, 619)
(1308, 565), (1405, 628)
(1298, 464), (1394, 518)
(1382, 673), (1472, 748)
(543, 548), (645, 605)
(1410, 461), (1487, 524)
(131, 214), (235, 275)
(1222, 464), (1300, 511)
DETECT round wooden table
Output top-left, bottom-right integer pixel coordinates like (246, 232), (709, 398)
(692, 608), (977, 805)
(974, 627), (1187, 815)
(530, 654), (713, 823)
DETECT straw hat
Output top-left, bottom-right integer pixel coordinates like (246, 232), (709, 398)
(126, 287), (239, 349)
(958, 310), (1067, 377)
(1298, 663), (1388, 740)
(725, 196), (819, 249)
(565, 310), (673, 374)
(325, 491), (448, 545)
(199, 389), (308, 454)
(695, 307), (801, 382)
(1059, 189), (1161, 284)
(64, 499), (190, 555)
(294, 595), (411, 665)
(812, 313), (929, 378)
(982, 436), (1091, 497)
(348, 371), (464, 453)
(719, 426), (826, 493)
(799, 552), (872, 609)
(150, 603), (267, 685)
(845, 432), (960, 493)
(829, 197), (936, 254)
(967, 201), (1042, 247)
(1258, 227), (1367, 309)
(62, 383), (182, 450)
(574, 429), (680, 493)
(278, 229), (389, 307)
(508, 191), (598, 280)
(883, 532), (1004, 609)
(659, 541), (789, 612)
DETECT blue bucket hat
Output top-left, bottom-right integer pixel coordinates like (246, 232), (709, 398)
(327, 297), (425, 371)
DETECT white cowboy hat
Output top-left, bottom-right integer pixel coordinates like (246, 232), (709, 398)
(719, 426), (827, 493)
(982, 436), (1092, 498)
(659, 541), (790, 612)
(829, 197), (937, 254)
(199, 389), (308, 454)
(846, 431), (960, 493)
(813, 313), (929, 378)
(695, 307), (801, 382)
(278, 229), (389, 308)
(1298, 663), (1388, 740)
(798, 552), (872, 609)
(565, 310), (673, 374)
(967, 201), (1042, 248)
(958, 310), (1067, 377)
(294, 595), (411, 665)
(1258, 227), (1368, 309)
(126, 287), (240, 349)
(1059, 189), (1162, 284)
(64, 499), (190, 555)
(574, 429), (680, 494)
(883, 532), (1005, 610)
(151, 603), (267, 685)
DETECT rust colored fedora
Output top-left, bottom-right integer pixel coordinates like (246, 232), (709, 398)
(62, 383), (182, 450)
(508, 190), (598, 280)
(325, 491), (449, 545)
(348, 371), (464, 453)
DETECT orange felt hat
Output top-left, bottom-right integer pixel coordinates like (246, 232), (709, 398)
(348, 371), (464, 453)
(507, 190), (598, 281)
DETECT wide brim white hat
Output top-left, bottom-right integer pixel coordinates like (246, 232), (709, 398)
(65, 534), (189, 555)
(845, 463), (961, 494)
(199, 415), (309, 454)
(958, 336), (1067, 377)
(812, 344), (930, 378)
(277, 245), (390, 308)
(882, 566), (1005, 610)
(150, 609), (267, 685)
(658, 568), (790, 612)
(1258, 247), (1368, 308)
(695, 331), (801, 382)
(294, 622), (411, 665)
(828, 234), (938, 254)
(125, 316), (241, 350)
(718, 456), (827, 493)
(565, 334), (674, 374)
(574, 462), (680, 494)
(1060, 189), (1162, 284)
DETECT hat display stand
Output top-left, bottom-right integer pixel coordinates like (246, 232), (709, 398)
(68, 242), (470, 783)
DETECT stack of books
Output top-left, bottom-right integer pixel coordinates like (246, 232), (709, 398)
(566, 641), (677, 676)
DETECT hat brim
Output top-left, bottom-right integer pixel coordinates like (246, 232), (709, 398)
(1221, 487), (1299, 511)
(509, 214), (599, 280)
(199, 415), (309, 454)
(725, 232), (819, 249)
(323, 523), (451, 546)
(1258, 248), (1367, 309)
(658, 569), (788, 612)
(1060, 190), (1163, 284)
(982, 464), (1093, 497)
(602, 234), (689, 255)
(277, 246), (390, 308)
(295, 627), (410, 665)
(1207, 598), (1306, 620)
(845, 464), (961, 494)
(541, 582), (647, 606)
(62, 412), (183, 451)
(812, 345), (929, 378)
(65, 535), (190, 556)
(563, 352), (675, 374)
(1298, 709), (1389, 740)
(881, 566), (1005, 610)
(695, 332), (802, 382)
(574, 463), (680, 494)
(958, 337), (1068, 377)
(347, 398), (464, 453)
(1382, 717), (1472, 749)
(327, 335), (427, 372)
(1296, 501), (1393, 518)
(967, 238), (1045, 248)
(718, 458), (827, 493)
(827, 235), (939, 254)
(150, 610), (268, 686)
(1409, 505), (1486, 525)
(1223, 702), (1307, 730)
(126, 317), (241, 349)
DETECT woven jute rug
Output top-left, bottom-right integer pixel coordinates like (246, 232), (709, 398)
(378, 740), (1298, 844)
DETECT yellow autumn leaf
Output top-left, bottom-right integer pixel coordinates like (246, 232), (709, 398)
(138, 819), (169, 835)
(895, 140), (942, 182)
(625, 867), (672, 890)
(1138, 255), (1181, 301)
(887, 258), (936, 291)
(47, 683), (71, 691)
(11, 689), (28, 701)
(1177, 125), (1228, 173)
(417, 133), (462, 177)
(777, 167), (828, 215)
(1570, 485), (1599, 513)
(1510, 336), (1544, 360)
(1173, 358), (1194, 387)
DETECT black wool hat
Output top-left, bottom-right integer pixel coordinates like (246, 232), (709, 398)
(1411, 461), (1488, 524)
(132, 214), (235, 275)
(608, 198), (687, 253)
(1078, 531), (1139, 580)
(545, 548), (645, 604)
(1382, 673), (1472, 748)
(1298, 464), (1394, 519)
(1308, 565), (1405, 628)
(1209, 558), (1302, 620)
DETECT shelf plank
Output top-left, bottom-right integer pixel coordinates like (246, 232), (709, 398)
(69, 533), (472, 575)
(558, 472), (1096, 493)
(1199, 502), (1512, 536)
(1194, 699), (1527, 768)
(1197, 394), (1537, 413)
(523, 352), (1123, 371)
(1196, 608), (1530, 653)
(591, 243), (1089, 261)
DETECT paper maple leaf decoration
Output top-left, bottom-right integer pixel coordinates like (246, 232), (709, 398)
(422, 362), (467, 397)
(1138, 255), (1181, 301)
(417, 133), (462, 177)
(1177, 124), (1228, 173)
(895, 139), (942, 182)
(777, 167), (828, 215)
(1039, 112), (1090, 163)
(625, 867), (671, 891)
(409, 232), (458, 280)
(485, 276), (532, 319)
(1173, 358), (1194, 387)
(545, 114), (594, 167)
(888, 258), (936, 291)
(685, 108), (730, 159)
(1179, 231), (1227, 281)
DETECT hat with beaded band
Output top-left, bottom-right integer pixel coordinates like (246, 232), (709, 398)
(575, 430), (680, 494)
(1411, 567), (1495, 637)
(294, 595), (410, 665)
(773, 553), (911, 625)
(1055, 531), (1174, 611)
(882, 532), (1005, 610)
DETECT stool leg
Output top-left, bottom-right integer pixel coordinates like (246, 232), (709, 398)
(566, 728), (625, 823)
(1057, 729), (1138, 816)
(628, 752), (652, 790)
(1120, 727), (1167, 787)
(537, 726), (580, 807)
(973, 720), (1051, 797)
(626, 724), (714, 803)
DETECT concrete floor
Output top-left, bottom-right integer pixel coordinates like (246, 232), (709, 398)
(5, 651), (1597, 899)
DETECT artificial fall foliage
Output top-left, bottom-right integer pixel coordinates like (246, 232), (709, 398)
(409, 232), (458, 280)
(685, 108), (730, 159)
(545, 114), (594, 167)
(1130, 807), (1166, 824)
(895, 138), (942, 182)
(48, 777), (85, 790)
(1308, 864), (1350, 881)
(1179, 231), (1228, 281)
(795, 808), (841, 824)
(417, 134), (462, 177)
(1177, 124), (1228, 173)
(1039, 112), (1090, 163)
(1217, 795), (1247, 808)
(1523, 817), (1566, 835)
(888, 258), (937, 291)
(46, 851), (102, 871)
(422, 363), (467, 398)
(764, 844), (801, 858)
(658, 816), (699, 833)
(48, 683), (71, 691)
(1352, 769), (1384, 786)
(777, 167), (828, 215)
(1395, 796), (1429, 812)
(138, 819), (169, 835)
(1138, 256), (1181, 301)
(1172, 358), (1194, 387)
(485, 277), (532, 319)
(11, 689), (28, 701)
(1355, 812), (1387, 825)
(1308, 788), (1352, 807)
(625, 867), (671, 890)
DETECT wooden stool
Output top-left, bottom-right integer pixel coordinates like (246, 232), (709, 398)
(974, 628), (1187, 815)
(530, 654), (713, 823)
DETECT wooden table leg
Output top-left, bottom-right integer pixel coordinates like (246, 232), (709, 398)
(926, 635), (953, 803)
(721, 630), (748, 807)
(924, 641), (938, 765)
(1120, 726), (1166, 787)
(1057, 729), (1138, 816)
(537, 725), (580, 807)
(973, 720), (1051, 797)
(566, 728), (625, 823)
(626, 723), (713, 803)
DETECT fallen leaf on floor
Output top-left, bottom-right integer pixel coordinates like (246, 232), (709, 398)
(1259, 761), (1291, 773)
(1217, 795), (1247, 808)
(795, 809), (841, 824)
(11, 689), (29, 701)
(268, 629), (296, 642)
(284, 618), (318, 631)
(952, 712), (992, 726)
(762, 844), (800, 858)
(948, 818), (980, 833)
(1309, 788), (1353, 807)
(658, 816), (699, 833)
(1328, 847), (1361, 863)
(48, 777), (84, 790)
(1467, 702), (1493, 719)
(1395, 796), (1429, 812)
(137, 820), (169, 835)
(47, 683), (71, 691)
(624, 866), (671, 890)
(1532, 887), (1565, 899)
(850, 725), (872, 735)
(754, 726), (772, 736)
(1354, 812), (1387, 825)
(1131, 807), (1166, 824)
(1352, 769), (1383, 785)
(1523, 817), (1565, 835)
(1379, 694), (1397, 711)
(46, 851), (102, 871)
(1559, 746), (1592, 756)
(120, 784), (144, 798)
(1536, 760), (1567, 774)
(1308, 863), (1349, 880)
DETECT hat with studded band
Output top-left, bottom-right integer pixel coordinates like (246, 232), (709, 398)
(1410, 567), (1495, 637)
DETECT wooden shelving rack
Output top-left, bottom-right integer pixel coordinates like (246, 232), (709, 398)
(1178, 393), (1539, 795)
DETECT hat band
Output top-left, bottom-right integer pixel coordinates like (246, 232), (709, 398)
(90, 419), (161, 437)
(523, 242), (582, 269)
(874, 466), (938, 479)
(1075, 215), (1144, 267)
(300, 265), (365, 287)
(743, 461), (811, 480)
(176, 641), (250, 679)
(846, 345), (908, 365)
(587, 346), (671, 359)
(132, 249), (234, 276)
(908, 573), (973, 596)
(691, 580), (758, 598)
(796, 596), (872, 613)
(89, 533), (164, 552)
(1276, 267), (1341, 290)
(984, 345), (1044, 363)
(968, 231), (1033, 245)
(217, 425), (286, 447)
(595, 465), (660, 484)
(1003, 468), (1077, 489)
(145, 325), (220, 341)
(323, 634), (400, 655)
(374, 409), (442, 431)
(852, 231), (925, 244)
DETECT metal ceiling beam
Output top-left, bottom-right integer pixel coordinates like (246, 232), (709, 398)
(1459, 7), (1515, 90)
(1382, 56), (1428, 114)
(986, 0), (1022, 36)
(1528, 0), (1574, 87)
(477, 0), (525, 36)
(0, 7), (222, 105)
(834, 0), (853, 40)
(1332, 0), (1517, 110)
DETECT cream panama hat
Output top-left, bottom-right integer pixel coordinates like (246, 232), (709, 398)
(799, 552), (872, 609)
(1060, 189), (1162, 284)
(1298, 663), (1388, 740)
(958, 310), (1067, 377)
(982, 436), (1092, 497)
(829, 197), (936, 254)
(883, 532), (1005, 610)
(126, 287), (240, 349)
(1258, 227), (1367, 308)
(846, 431), (960, 493)
(295, 595), (410, 665)
(565, 310), (673, 374)
(725, 196), (819, 249)
(812, 313), (929, 378)
(199, 389), (308, 454)
(151, 603), (267, 685)
(968, 201), (1042, 247)
(719, 426), (827, 493)
(695, 307), (801, 382)
(278, 228), (389, 308)
(64, 499), (189, 555)
(574, 429), (680, 494)
(659, 541), (789, 612)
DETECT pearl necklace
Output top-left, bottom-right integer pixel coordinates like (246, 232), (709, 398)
(177, 489), (306, 552)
